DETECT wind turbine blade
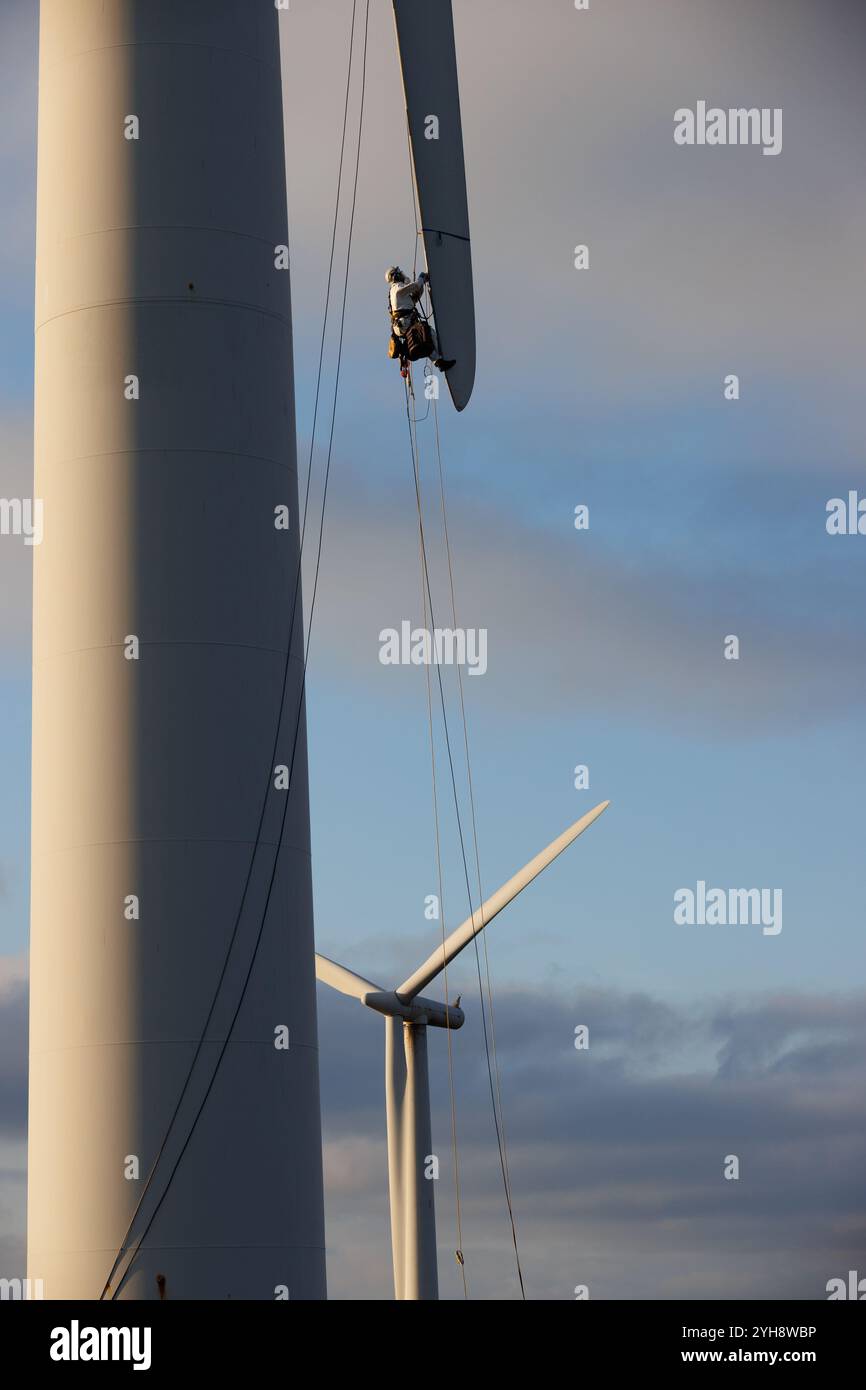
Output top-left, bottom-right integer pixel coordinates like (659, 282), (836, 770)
(396, 801), (610, 1000)
(315, 953), (382, 1002)
(392, 0), (475, 411)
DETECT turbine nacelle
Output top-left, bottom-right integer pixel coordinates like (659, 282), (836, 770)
(313, 957), (464, 1030)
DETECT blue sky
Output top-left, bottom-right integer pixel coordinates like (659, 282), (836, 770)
(1, 0), (865, 1298)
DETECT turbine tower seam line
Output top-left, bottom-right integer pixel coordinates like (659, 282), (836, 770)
(30, 1244), (328, 1257)
(35, 447), (298, 471)
(39, 224), (285, 246)
(41, 42), (280, 73)
(33, 643), (305, 660)
(36, 299), (292, 333)
(34, 838), (312, 854)
(30, 1039), (321, 1054)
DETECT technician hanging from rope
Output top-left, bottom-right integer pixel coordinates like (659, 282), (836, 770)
(385, 265), (455, 377)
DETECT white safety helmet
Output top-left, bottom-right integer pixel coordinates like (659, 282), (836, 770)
(385, 265), (407, 284)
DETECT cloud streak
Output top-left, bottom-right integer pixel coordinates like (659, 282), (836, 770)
(315, 973), (866, 1298)
(0, 950), (861, 1299)
(306, 464), (866, 736)
(1, 951), (862, 1299)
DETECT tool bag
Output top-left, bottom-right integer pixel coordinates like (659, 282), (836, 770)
(387, 332), (403, 359)
(405, 319), (434, 362)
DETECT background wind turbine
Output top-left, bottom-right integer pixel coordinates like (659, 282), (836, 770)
(316, 799), (610, 1299)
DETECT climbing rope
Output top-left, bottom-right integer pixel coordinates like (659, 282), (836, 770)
(431, 391), (525, 1295)
(403, 375), (527, 1299)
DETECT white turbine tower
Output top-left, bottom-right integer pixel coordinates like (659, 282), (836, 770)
(28, 0), (326, 1299)
(316, 800), (610, 1299)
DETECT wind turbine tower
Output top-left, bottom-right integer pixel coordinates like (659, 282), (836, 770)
(28, 1), (326, 1299)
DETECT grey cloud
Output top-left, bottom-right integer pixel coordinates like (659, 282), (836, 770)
(0, 954), (861, 1297)
(710, 993), (866, 1080)
(316, 979), (866, 1298)
(305, 467), (866, 735)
